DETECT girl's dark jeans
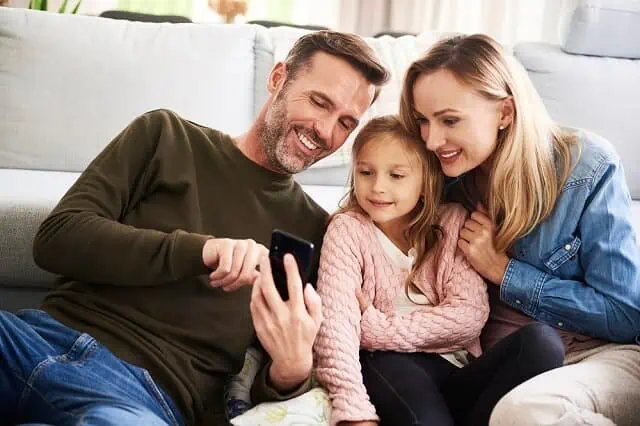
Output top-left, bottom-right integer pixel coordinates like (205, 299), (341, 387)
(360, 322), (565, 426)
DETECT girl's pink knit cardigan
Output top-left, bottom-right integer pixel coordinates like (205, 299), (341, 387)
(313, 204), (489, 425)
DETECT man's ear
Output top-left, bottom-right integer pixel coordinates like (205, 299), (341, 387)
(267, 62), (288, 95)
(499, 96), (515, 129)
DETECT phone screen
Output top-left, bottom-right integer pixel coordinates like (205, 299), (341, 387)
(269, 229), (315, 301)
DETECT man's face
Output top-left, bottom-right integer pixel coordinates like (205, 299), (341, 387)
(259, 52), (376, 174)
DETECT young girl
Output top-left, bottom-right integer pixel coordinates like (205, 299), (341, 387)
(399, 34), (640, 426)
(313, 115), (564, 426)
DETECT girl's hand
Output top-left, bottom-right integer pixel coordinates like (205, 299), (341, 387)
(355, 287), (370, 313)
(458, 204), (510, 285)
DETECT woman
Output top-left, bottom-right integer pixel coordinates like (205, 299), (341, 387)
(399, 34), (640, 426)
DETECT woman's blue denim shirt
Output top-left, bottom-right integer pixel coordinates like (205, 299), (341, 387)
(448, 129), (640, 344)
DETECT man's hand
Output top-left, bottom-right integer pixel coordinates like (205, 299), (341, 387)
(458, 204), (510, 286)
(202, 238), (268, 292)
(250, 254), (323, 392)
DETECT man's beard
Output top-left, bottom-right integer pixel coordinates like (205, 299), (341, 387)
(259, 91), (319, 174)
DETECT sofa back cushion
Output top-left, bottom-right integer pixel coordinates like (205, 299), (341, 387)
(563, 0), (640, 59)
(515, 42), (640, 199)
(0, 8), (258, 172)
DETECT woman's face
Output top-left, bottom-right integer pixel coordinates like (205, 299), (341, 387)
(412, 69), (508, 178)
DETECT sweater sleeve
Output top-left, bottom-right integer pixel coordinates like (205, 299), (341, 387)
(33, 110), (212, 287)
(360, 206), (489, 353)
(250, 358), (314, 405)
(313, 215), (379, 425)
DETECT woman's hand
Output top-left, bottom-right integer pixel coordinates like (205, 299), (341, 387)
(458, 204), (510, 285)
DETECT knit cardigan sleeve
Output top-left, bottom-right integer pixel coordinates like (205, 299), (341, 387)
(313, 214), (379, 426)
(360, 205), (489, 354)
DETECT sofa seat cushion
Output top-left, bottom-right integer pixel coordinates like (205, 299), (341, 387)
(301, 184), (347, 213)
(0, 169), (80, 288)
(295, 166), (349, 187)
(1, 167), (637, 290)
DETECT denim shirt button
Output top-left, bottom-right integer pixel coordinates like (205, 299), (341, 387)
(557, 322), (564, 327)
(515, 299), (522, 305)
(564, 244), (572, 251)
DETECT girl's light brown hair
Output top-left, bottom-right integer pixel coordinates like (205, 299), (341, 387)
(399, 34), (577, 252)
(335, 114), (444, 285)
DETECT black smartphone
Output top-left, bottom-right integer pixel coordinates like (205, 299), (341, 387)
(269, 229), (315, 301)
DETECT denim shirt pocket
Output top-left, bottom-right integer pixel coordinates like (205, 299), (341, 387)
(543, 236), (582, 271)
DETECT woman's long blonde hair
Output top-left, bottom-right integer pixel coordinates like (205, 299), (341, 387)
(334, 115), (444, 285)
(399, 34), (577, 252)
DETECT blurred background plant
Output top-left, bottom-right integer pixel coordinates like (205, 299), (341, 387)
(28, 0), (82, 13)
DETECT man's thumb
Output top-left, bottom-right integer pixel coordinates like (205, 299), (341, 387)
(304, 284), (323, 326)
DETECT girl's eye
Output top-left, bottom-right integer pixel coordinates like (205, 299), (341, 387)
(391, 173), (405, 180)
(415, 116), (428, 124)
(443, 117), (459, 126)
(358, 170), (372, 176)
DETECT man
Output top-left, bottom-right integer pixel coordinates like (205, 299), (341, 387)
(0, 31), (388, 426)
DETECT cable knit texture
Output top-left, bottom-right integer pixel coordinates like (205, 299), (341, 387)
(314, 203), (489, 425)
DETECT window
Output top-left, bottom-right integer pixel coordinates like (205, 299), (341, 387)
(116, 0), (193, 18)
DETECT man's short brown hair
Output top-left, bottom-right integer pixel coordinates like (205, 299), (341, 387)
(283, 31), (390, 104)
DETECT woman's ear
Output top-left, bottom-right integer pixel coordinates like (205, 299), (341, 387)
(267, 62), (288, 95)
(499, 96), (515, 130)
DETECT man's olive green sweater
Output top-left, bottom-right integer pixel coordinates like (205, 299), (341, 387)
(33, 109), (328, 425)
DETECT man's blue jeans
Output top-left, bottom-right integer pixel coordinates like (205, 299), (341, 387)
(0, 309), (184, 426)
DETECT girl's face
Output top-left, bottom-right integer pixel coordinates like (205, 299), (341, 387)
(412, 69), (509, 178)
(354, 136), (424, 235)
